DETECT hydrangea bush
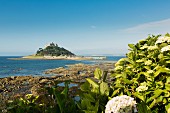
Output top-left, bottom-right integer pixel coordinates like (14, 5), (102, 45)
(112, 34), (170, 113)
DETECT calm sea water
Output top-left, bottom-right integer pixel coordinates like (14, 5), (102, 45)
(0, 56), (125, 78)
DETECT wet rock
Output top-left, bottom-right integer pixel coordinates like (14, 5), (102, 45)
(39, 79), (49, 84)
(51, 75), (58, 79)
(22, 81), (29, 85)
(44, 62), (115, 82)
(10, 76), (16, 80)
(31, 85), (43, 96)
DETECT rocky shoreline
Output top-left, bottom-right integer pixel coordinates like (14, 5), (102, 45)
(9, 55), (107, 60)
(9, 55), (94, 60)
(0, 62), (115, 110)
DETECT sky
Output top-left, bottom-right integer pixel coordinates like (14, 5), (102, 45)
(0, 0), (170, 56)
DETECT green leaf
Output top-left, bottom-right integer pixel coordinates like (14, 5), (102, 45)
(165, 103), (170, 113)
(156, 96), (163, 103)
(114, 84), (124, 88)
(83, 93), (95, 102)
(111, 89), (120, 97)
(61, 82), (69, 98)
(133, 92), (144, 101)
(122, 78), (133, 84)
(167, 77), (170, 83)
(137, 101), (152, 113)
(55, 93), (64, 113)
(84, 100), (99, 113)
(76, 102), (82, 110)
(166, 61), (170, 64)
(86, 78), (99, 94)
(165, 33), (170, 37)
(147, 89), (163, 103)
(84, 110), (96, 113)
(102, 71), (108, 82)
(80, 81), (90, 91)
(154, 67), (170, 77)
(94, 100), (99, 112)
(94, 68), (103, 80)
(115, 74), (124, 78)
(86, 78), (99, 88)
(136, 59), (144, 62)
(144, 66), (151, 70)
(149, 99), (156, 108)
(128, 44), (135, 50)
(163, 98), (168, 104)
(165, 83), (170, 91)
(100, 81), (109, 96)
(139, 40), (147, 45)
(81, 99), (90, 110)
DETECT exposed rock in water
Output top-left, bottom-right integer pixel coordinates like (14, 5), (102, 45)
(44, 63), (115, 82)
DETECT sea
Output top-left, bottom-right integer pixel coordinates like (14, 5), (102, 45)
(0, 56), (125, 78)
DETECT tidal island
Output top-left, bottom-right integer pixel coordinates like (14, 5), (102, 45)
(13, 42), (106, 60)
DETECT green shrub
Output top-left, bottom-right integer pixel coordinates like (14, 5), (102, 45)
(77, 68), (112, 113)
(112, 34), (170, 113)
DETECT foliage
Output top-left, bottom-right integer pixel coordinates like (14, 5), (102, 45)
(112, 34), (170, 113)
(36, 42), (75, 56)
(77, 68), (112, 113)
(5, 81), (78, 113)
(4, 34), (170, 113)
(45, 81), (78, 113)
(7, 94), (42, 113)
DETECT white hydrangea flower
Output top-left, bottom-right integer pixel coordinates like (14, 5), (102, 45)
(136, 86), (148, 92)
(155, 36), (170, 44)
(136, 82), (148, 92)
(145, 60), (152, 65)
(155, 37), (165, 44)
(164, 36), (170, 43)
(161, 45), (170, 52)
(105, 95), (137, 113)
(148, 46), (158, 50)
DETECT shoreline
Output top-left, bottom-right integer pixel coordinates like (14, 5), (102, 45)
(8, 55), (98, 60)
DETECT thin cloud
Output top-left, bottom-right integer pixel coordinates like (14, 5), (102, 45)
(124, 18), (170, 34)
(90, 25), (96, 29)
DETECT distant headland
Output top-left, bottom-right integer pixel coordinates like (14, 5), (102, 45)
(10, 42), (106, 60)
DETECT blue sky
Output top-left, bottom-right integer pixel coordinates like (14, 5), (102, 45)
(0, 0), (170, 56)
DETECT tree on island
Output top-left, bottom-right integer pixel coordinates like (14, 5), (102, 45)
(36, 42), (75, 56)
